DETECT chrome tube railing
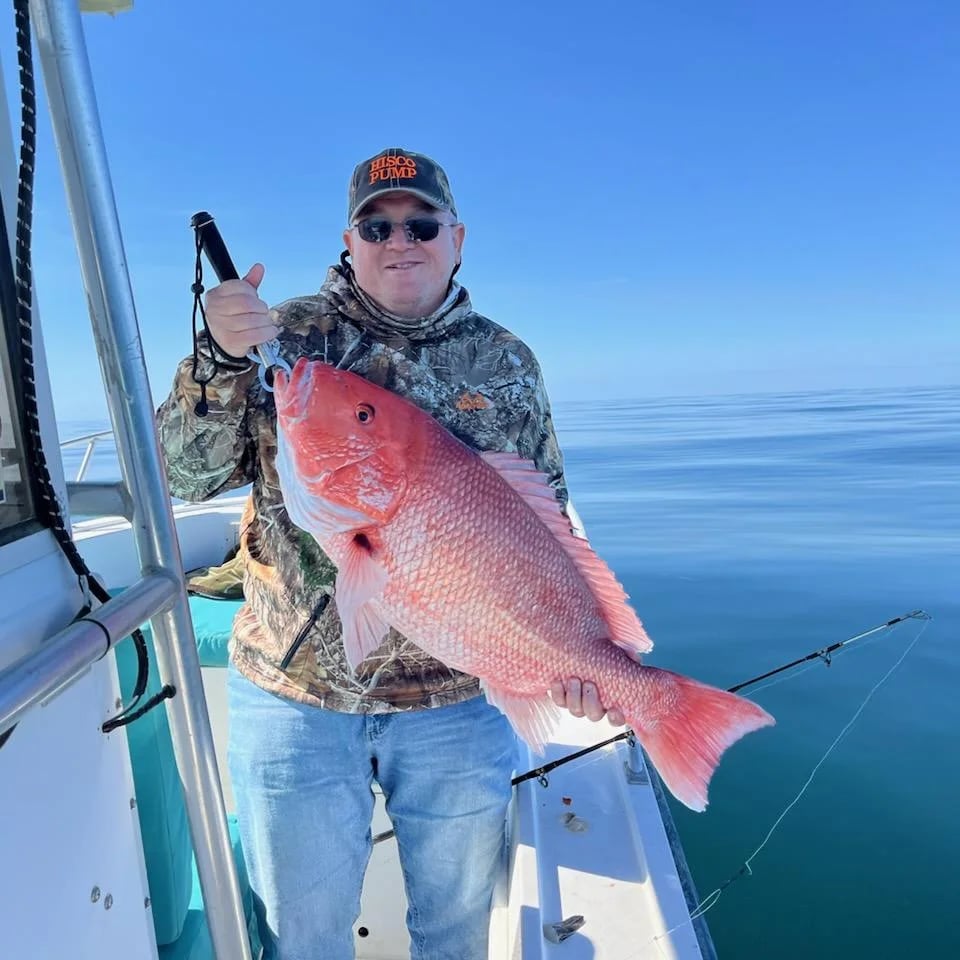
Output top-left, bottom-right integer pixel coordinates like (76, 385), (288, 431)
(28, 2), (252, 957)
(0, 572), (178, 736)
(60, 430), (131, 519)
(60, 428), (113, 481)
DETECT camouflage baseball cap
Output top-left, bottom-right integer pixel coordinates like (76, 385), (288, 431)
(348, 148), (457, 223)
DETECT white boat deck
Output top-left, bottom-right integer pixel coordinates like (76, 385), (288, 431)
(495, 717), (708, 960)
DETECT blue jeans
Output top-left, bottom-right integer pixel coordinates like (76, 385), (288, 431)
(227, 665), (517, 960)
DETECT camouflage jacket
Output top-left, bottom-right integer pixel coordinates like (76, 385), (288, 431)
(157, 263), (569, 714)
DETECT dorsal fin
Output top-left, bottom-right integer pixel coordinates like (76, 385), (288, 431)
(481, 451), (653, 656)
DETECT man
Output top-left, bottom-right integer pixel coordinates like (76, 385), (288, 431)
(158, 148), (622, 960)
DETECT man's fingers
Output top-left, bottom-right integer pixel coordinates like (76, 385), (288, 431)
(210, 318), (280, 358)
(243, 262), (265, 290)
(553, 676), (627, 727)
(581, 682), (605, 723)
(565, 677), (584, 717)
(207, 290), (269, 316)
(218, 314), (279, 336)
(224, 327), (280, 355)
(235, 329), (281, 352)
(208, 277), (262, 299)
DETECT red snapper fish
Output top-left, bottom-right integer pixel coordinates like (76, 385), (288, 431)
(273, 358), (774, 811)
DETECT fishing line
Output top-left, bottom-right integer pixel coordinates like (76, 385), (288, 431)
(727, 609), (927, 694)
(743, 619), (909, 699)
(511, 609), (929, 787)
(375, 613), (931, 845)
(737, 657), (824, 699)
(643, 613), (932, 954)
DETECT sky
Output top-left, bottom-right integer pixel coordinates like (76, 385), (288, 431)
(1, 0), (957, 421)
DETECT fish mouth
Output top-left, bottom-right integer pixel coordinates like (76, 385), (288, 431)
(274, 356), (324, 420)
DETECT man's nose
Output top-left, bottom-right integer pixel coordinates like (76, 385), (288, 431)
(384, 221), (415, 249)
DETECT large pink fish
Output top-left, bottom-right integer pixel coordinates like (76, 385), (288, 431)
(273, 358), (774, 811)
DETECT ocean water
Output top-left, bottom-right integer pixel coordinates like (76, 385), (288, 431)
(57, 384), (959, 959)
(553, 384), (958, 959)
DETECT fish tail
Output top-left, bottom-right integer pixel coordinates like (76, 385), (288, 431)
(627, 669), (775, 813)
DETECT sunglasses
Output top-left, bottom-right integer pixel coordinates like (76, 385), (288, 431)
(353, 216), (455, 244)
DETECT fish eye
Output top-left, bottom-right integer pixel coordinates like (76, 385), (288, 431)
(356, 403), (375, 424)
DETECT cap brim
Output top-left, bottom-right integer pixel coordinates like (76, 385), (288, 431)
(351, 187), (448, 222)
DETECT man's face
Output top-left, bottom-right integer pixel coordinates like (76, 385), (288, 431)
(344, 192), (465, 319)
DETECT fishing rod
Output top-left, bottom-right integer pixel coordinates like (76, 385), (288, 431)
(510, 607), (931, 788)
(727, 608), (929, 693)
(372, 608), (930, 844)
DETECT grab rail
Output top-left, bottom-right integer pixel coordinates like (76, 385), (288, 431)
(28, 2), (253, 957)
(59, 428), (113, 482)
(0, 572), (177, 736)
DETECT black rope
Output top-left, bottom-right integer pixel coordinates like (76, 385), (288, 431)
(12, 0), (74, 559)
(3, 0), (159, 743)
(189, 211), (255, 414)
(103, 685), (177, 734)
(190, 228), (217, 416)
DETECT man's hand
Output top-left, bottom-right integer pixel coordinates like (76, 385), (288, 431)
(550, 677), (626, 727)
(204, 262), (280, 359)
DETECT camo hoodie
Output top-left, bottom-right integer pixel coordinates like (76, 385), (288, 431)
(157, 262), (569, 713)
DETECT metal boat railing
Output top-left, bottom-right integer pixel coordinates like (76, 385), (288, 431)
(0, 3), (253, 957)
(59, 429), (133, 519)
(0, 572), (179, 733)
(60, 428), (113, 481)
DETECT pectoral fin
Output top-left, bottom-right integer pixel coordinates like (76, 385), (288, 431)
(335, 533), (391, 672)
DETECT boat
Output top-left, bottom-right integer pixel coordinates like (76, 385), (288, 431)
(0, 3), (717, 957)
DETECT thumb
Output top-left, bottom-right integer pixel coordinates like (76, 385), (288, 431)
(243, 262), (265, 290)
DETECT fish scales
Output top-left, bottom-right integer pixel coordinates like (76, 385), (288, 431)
(274, 358), (775, 811)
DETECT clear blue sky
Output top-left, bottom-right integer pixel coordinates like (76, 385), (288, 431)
(3, 0), (957, 420)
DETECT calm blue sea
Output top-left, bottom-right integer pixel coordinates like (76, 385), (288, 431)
(57, 384), (959, 959)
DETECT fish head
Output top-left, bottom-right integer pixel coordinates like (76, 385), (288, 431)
(273, 358), (423, 530)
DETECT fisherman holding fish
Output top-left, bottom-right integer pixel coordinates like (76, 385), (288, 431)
(157, 149), (636, 960)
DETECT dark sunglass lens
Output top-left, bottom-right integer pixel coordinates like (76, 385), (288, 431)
(358, 218), (393, 242)
(405, 218), (442, 242)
